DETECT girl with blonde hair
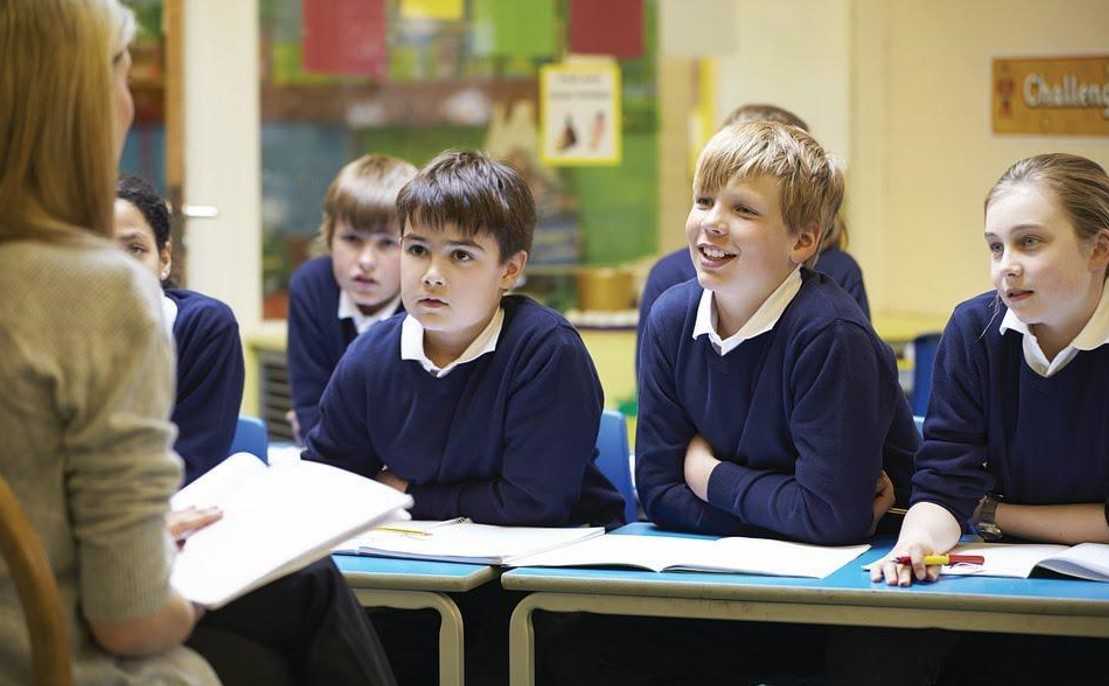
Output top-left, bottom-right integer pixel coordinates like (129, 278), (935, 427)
(1, 1), (219, 682)
(2, 2), (397, 685)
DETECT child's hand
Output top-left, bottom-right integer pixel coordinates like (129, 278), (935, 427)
(870, 540), (943, 587)
(166, 506), (223, 549)
(285, 409), (302, 446)
(683, 434), (720, 501)
(375, 468), (409, 493)
(869, 470), (896, 536)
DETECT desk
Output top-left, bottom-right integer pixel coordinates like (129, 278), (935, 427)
(503, 523), (1109, 686)
(334, 554), (499, 686)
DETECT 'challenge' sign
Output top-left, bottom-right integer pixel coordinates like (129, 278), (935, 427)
(993, 56), (1109, 136)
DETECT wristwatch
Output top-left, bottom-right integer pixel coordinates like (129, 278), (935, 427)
(970, 494), (1003, 542)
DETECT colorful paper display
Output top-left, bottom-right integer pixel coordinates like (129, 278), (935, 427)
(301, 0), (388, 77)
(400, 0), (464, 21)
(569, 0), (643, 59)
(472, 0), (557, 58)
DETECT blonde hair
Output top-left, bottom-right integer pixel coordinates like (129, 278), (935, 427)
(986, 153), (1109, 246)
(694, 121), (845, 268)
(721, 103), (809, 132)
(320, 154), (418, 247)
(0, 0), (134, 245)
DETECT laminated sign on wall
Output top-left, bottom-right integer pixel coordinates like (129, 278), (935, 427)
(540, 61), (622, 166)
(993, 56), (1109, 136)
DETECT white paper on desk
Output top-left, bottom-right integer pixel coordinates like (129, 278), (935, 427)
(1037, 543), (1109, 581)
(921, 542), (1109, 581)
(170, 453), (413, 609)
(337, 520), (604, 565)
(507, 534), (870, 579)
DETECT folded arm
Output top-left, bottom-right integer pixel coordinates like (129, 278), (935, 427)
(408, 331), (602, 525)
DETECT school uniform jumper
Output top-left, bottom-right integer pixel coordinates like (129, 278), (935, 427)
(635, 246), (869, 376)
(636, 269), (917, 544)
(166, 288), (245, 486)
(303, 294), (626, 528)
(911, 291), (1109, 524)
(287, 256), (358, 438)
(287, 255), (403, 439)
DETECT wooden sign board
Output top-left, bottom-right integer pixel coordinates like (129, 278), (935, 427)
(993, 56), (1109, 136)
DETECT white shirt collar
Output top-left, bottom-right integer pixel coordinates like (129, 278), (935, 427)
(400, 307), (504, 378)
(692, 267), (803, 356)
(161, 293), (178, 340)
(338, 290), (401, 335)
(998, 279), (1109, 377)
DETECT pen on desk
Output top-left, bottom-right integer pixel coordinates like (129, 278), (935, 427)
(894, 554), (985, 566)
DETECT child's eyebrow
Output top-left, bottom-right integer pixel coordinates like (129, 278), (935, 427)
(445, 239), (485, 251)
(985, 224), (1044, 238)
(115, 230), (148, 242)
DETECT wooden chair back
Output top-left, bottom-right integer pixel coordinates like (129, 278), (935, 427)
(0, 475), (73, 685)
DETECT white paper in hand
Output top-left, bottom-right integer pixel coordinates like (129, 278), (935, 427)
(171, 454), (412, 608)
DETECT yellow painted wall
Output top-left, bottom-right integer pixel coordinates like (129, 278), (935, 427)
(704, 0), (1109, 322)
(851, 0), (1109, 318)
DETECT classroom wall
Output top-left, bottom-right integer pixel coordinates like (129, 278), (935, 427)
(714, 1), (851, 167)
(184, 0), (262, 332)
(710, 0), (1109, 319)
(853, 0), (1109, 317)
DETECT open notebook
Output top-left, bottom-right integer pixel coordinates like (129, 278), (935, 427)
(171, 453), (413, 609)
(335, 519), (605, 565)
(876, 543), (1109, 582)
(506, 534), (871, 579)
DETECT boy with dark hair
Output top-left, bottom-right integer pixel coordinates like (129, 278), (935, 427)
(304, 150), (624, 528)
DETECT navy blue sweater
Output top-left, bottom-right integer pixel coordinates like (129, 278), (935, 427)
(814, 248), (869, 320)
(303, 295), (626, 528)
(911, 292), (1109, 527)
(636, 270), (917, 544)
(636, 247), (869, 376)
(167, 288), (244, 486)
(287, 256), (403, 439)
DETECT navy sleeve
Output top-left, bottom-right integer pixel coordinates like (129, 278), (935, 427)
(705, 322), (888, 544)
(172, 309), (244, 485)
(287, 271), (333, 439)
(635, 314), (747, 535)
(636, 265), (673, 379)
(910, 310), (994, 526)
(407, 329), (603, 526)
(847, 277), (871, 321)
(301, 345), (384, 478)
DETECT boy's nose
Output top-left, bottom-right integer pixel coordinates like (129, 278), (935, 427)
(422, 263), (445, 287)
(357, 247), (376, 268)
(703, 220), (727, 237)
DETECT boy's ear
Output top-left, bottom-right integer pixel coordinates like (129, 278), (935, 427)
(498, 250), (528, 290)
(788, 222), (821, 265)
